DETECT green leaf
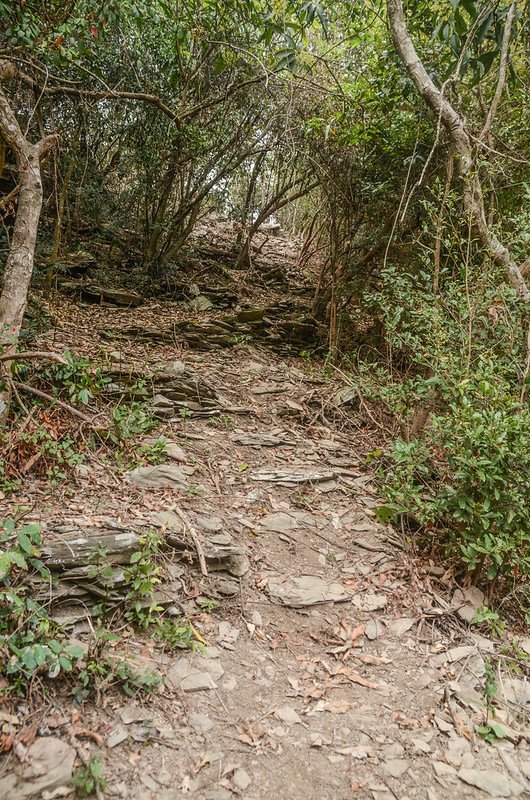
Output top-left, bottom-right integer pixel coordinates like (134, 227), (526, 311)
(65, 644), (85, 660)
(16, 530), (34, 554)
(2, 519), (16, 536)
(10, 551), (28, 570)
(0, 551), (13, 579)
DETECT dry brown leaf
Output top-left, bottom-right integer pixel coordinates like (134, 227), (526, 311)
(357, 654), (392, 665)
(324, 699), (356, 714)
(350, 779), (368, 792)
(346, 673), (380, 689)
(351, 624), (365, 643)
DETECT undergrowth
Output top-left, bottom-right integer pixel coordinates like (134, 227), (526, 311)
(351, 222), (530, 610)
(0, 519), (201, 706)
(0, 350), (167, 492)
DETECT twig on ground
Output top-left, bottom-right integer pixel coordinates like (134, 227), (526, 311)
(174, 507), (208, 576)
(0, 350), (68, 365)
(13, 381), (95, 423)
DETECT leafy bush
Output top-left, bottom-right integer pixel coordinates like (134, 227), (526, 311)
(106, 401), (158, 445)
(381, 377), (530, 582)
(72, 758), (107, 798)
(36, 350), (109, 406)
(356, 225), (530, 591)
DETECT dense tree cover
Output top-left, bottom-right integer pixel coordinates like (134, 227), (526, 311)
(0, 0), (529, 594)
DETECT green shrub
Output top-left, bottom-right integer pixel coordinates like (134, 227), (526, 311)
(381, 376), (530, 582)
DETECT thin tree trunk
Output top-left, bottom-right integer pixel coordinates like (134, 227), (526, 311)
(0, 62), (58, 422)
(45, 131), (80, 297)
(235, 178), (319, 269)
(236, 149), (267, 247)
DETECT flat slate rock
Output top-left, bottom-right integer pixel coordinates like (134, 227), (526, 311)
(458, 768), (524, 797)
(128, 463), (193, 489)
(166, 654), (224, 692)
(82, 285), (144, 306)
(232, 433), (291, 447)
(0, 737), (76, 800)
(268, 575), (352, 607)
(251, 468), (337, 486)
(43, 522), (141, 569)
(259, 511), (319, 533)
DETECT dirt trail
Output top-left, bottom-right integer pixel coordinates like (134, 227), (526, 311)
(2, 259), (530, 799)
(87, 340), (526, 800)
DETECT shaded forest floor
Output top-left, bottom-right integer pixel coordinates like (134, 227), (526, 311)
(1, 226), (530, 800)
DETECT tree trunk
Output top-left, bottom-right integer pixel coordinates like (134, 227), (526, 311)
(0, 62), (58, 422)
(235, 178), (319, 269)
(386, 0), (529, 302)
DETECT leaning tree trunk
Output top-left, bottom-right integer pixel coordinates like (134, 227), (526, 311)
(386, 0), (529, 302)
(0, 61), (58, 422)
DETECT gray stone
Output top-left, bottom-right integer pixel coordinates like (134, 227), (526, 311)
(128, 463), (192, 490)
(433, 762), (457, 778)
(498, 678), (530, 708)
(458, 768), (524, 797)
(0, 737), (76, 800)
(365, 619), (384, 640)
(274, 705), (302, 725)
(232, 433), (289, 447)
(149, 510), (184, 532)
(251, 468), (337, 486)
(189, 713), (214, 734)
(384, 759), (409, 778)
(446, 645), (476, 663)
(190, 295), (214, 311)
(268, 575), (352, 607)
(107, 723), (129, 748)
(352, 593), (388, 612)
(166, 654), (224, 692)
(453, 586), (485, 623)
(386, 617), (415, 635)
(259, 511), (317, 533)
(233, 769), (251, 791)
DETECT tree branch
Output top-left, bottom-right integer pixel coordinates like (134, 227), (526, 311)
(13, 381), (95, 423)
(0, 350), (68, 365)
(479, 0), (518, 142)
(17, 70), (182, 129)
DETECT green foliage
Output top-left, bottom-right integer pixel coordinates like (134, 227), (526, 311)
(123, 530), (163, 628)
(137, 437), (170, 465)
(121, 531), (201, 650)
(72, 758), (107, 798)
(42, 351), (110, 406)
(107, 402), (159, 445)
(472, 606), (506, 638)
(357, 199), (530, 587)
(73, 630), (162, 703)
(477, 658), (504, 742)
(380, 374), (530, 582)
(18, 426), (84, 484)
(0, 519), (84, 692)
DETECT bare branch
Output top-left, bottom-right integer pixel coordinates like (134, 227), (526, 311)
(0, 350), (68, 365)
(13, 381), (95, 423)
(479, 0), (518, 142)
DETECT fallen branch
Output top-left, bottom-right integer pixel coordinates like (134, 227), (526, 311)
(0, 350), (68, 365)
(173, 507), (209, 576)
(13, 381), (94, 423)
(0, 185), (19, 212)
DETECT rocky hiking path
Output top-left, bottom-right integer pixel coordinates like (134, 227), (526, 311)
(2, 278), (530, 799)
